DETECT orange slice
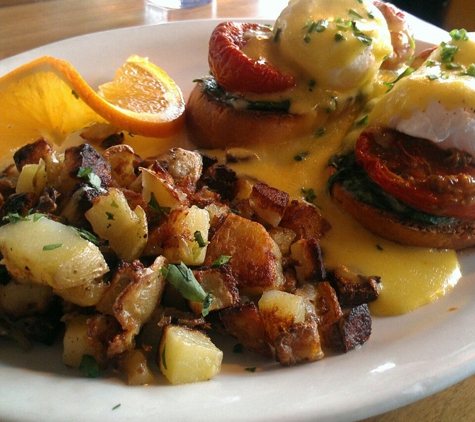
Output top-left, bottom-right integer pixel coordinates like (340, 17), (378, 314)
(0, 55), (185, 152)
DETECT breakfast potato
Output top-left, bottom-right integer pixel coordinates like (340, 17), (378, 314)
(15, 160), (47, 197)
(290, 238), (326, 283)
(62, 314), (97, 368)
(122, 349), (156, 386)
(204, 212), (284, 294)
(258, 289), (306, 342)
(85, 187), (148, 262)
(54, 278), (109, 307)
(141, 165), (188, 211)
(161, 205), (210, 266)
(249, 182), (289, 227)
(0, 216), (109, 290)
(158, 324), (223, 385)
(0, 280), (53, 317)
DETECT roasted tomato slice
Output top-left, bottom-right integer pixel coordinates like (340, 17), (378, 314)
(355, 127), (475, 219)
(208, 22), (295, 94)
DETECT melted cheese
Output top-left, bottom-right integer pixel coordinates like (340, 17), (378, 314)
(216, 103), (460, 317)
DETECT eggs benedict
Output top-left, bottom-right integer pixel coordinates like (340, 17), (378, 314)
(186, 0), (412, 149)
(329, 29), (475, 249)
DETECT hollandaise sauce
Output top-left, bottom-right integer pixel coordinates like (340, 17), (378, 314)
(216, 104), (461, 317)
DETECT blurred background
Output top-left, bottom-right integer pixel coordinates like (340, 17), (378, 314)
(392, 0), (475, 31)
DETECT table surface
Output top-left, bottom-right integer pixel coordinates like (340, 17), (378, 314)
(1, 0), (475, 421)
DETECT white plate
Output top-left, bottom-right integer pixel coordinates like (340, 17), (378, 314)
(0, 18), (470, 422)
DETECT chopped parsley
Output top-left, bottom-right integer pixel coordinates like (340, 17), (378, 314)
(294, 152), (308, 161)
(212, 255), (232, 266)
(161, 262), (213, 316)
(77, 167), (103, 192)
(79, 355), (100, 378)
(42, 243), (63, 251)
(148, 192), (171, 215)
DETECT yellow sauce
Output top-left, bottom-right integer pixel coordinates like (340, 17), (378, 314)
(209, 103), (461, 317)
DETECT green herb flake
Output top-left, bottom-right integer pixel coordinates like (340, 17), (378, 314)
(233, 343), (244, 354)
(440, 42), (458, 63)
(42, 243), (63, 251)
(33, 213), (46, 222)
(294, 152), (308, 161)
(73, 227), (101, 246)
(302, 187), (317, 204)
(376, 244), (384, 251)
(245, 367), (257, 373)
(462, 63), (475, 77)
(110, 200), (119, 208)
(315, 127), (326, 137)
(161, 262), (213, 316)
(384, 66), (414, 92)
(106, 211), (115, 220)
(274, 27), (282, 43)
(77, 167), (103, 191)
(79, 355), (100, 378)
(148, 192), (171, 215)
(349, 8), (363, 19)
(194, 230), (209, 248)
(449, 28), (469, 41)
(212, 255), (232, 266)
(112, 404), (121, 411)
(72, 90), (79, 100)
(2, 213), (28, 224)
(334, 32), (346, 42)
(351, 22), (372, 45)
(355, 115), (369, 126)
(426, 74), (439, 81)
(315, 19), (328, 33)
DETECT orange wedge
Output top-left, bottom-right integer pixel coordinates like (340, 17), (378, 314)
(0, 55), (185, 151)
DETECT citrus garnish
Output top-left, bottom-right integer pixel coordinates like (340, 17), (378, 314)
(0, 55), (185, 151)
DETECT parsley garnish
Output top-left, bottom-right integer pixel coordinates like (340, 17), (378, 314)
(302, 187), (317, 204)
(77, 167), (103, 192)
(79, 355), (100, 378)
(193, 231), (209, 248)
(73, 227), (101, 246)
(42, 243), (63, 251)
(161, 262), (213, 317)
(212, 255), (232, 266)
(294, 152), (308, 161)
(106, 211), (115, 220)
(148, 192), (171, 215)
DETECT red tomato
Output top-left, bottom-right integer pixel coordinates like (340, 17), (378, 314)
(208, 22), (295, 94)
(355, 128), (475, 219)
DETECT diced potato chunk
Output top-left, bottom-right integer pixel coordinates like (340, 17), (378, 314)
(162, 205), (210, 266)
(54, 278), (109, 307)
(85, 188), (148, 262)
(141, 166), (187, 211)
(0, 216), (109, 290)
(123, 349), (156, 386)
(258, 289), (306, 342)
(204, 213), (284, 295)
(62, 315), (96, 368)
(16, 159), (47, 196)
(249, 182), (289, 227)
(159, 325), (223, 385)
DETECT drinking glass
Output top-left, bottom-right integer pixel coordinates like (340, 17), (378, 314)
(146, 0), (212, 9)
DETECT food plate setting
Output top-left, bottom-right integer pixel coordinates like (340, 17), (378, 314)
(0, 9), (474, 422)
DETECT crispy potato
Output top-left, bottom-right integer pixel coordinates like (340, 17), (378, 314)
(16, 160), (47, 197)
(249, 182), (289, 227)
(54, 278), (109, 307)
(141, 165), (188, 211)
(258, 290), (306, 342)
(204, 213), (284, 295)
(85, 187), (148, 262)
(162, 205), (210, 266)
(62, 314), (97, 368)
(0, 280), (53, 317)
(122, 349), (156, 386)
(290, 238), (326, 283)
(158, 324), (223, 385)
(0, 216), (109, 290)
